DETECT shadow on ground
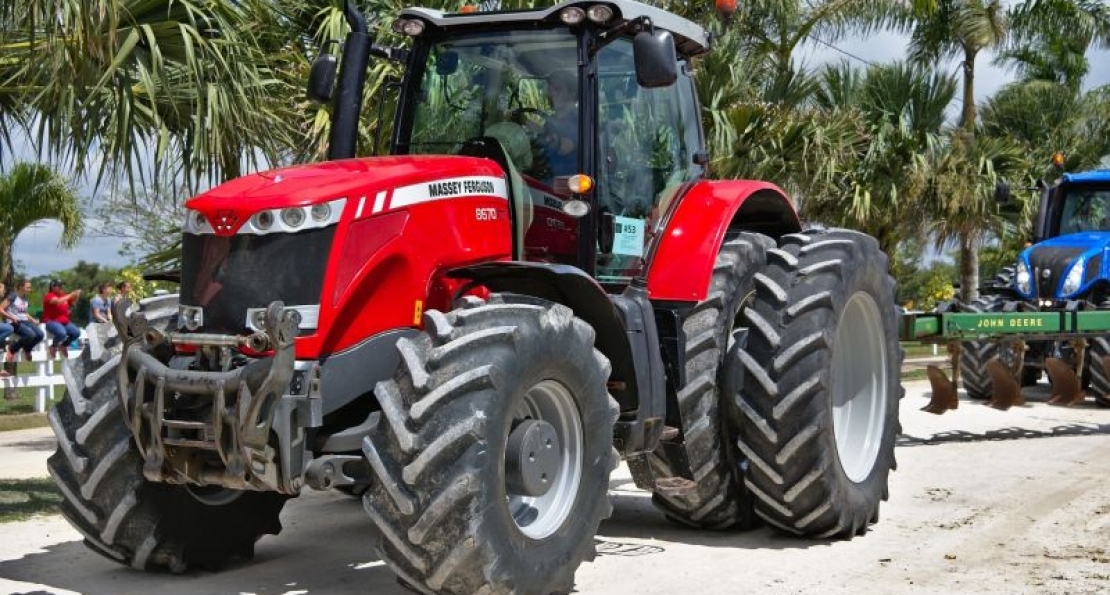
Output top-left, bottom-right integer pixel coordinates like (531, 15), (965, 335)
(0, 478), (845, 594)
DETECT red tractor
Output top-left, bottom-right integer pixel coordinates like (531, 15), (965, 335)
(49, 1), (904, 594)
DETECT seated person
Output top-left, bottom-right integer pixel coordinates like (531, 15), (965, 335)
(539, 69), (578, 180)
(42, 279), (81, 359)
(1, 279), (44, 363)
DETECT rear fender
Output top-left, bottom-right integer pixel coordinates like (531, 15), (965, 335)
(646, 180), (800, 302)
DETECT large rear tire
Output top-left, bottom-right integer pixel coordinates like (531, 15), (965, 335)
(46, 298), (287, 571)
(736, 229), (903, 538)
(361, 297), (617, 595)
(639, 233), (772, 529)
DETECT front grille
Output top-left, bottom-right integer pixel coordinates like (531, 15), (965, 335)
(1029, 246), (1086, 298)
(179, 228), (335, 334)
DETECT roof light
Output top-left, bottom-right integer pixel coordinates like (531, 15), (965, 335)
(1052, 152), (1065, 169)
(586, 5), (614, 23)
(459, 4), (478, 13)
(392, 18), (425, 36)
(715, 0), (738, 16)
(559, 7), (586, 25)
(568, 174), (594, 194)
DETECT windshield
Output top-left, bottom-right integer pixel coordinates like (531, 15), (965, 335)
(1059, 186), (1110, 234)
(404, 29), (579, 184)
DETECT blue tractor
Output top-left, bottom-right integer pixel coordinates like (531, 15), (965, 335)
(956, 166), (1110, 409)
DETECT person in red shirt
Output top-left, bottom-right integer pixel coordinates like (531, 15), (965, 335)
(42, 280), (81, 359)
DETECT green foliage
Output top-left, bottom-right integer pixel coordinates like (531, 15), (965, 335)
(0, 163), (83, 286)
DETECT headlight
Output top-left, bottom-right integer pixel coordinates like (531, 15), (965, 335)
(241, 198), (345, 235)
(281, 207), (307, 228)
(252, 210), (274, 231)
(310, 203), (331, 222)
(183, 209), (209, 233)
(1061, 258), (1086, 296)
(1015, 260), (1032, 295)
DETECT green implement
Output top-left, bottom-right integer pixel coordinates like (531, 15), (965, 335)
(902, 309), (1110, 414)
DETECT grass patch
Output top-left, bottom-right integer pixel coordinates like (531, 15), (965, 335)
(902, 368), (928, 382)
(0, 478), (61, 523)
(0, 413), (49, 432)
(901, 342), (946, 359)
(0, 360), (66, 415)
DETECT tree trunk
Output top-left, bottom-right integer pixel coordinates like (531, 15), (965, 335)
(960, 46), (977, 133)
(959, 231), (979, 303)
(0, 239), (10, 287)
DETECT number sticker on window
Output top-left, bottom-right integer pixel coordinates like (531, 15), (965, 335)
(613, 216), (645, 256)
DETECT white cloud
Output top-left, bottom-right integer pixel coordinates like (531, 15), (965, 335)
(12, 220), (131, 277)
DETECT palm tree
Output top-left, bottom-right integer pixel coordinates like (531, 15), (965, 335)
(910, 132), (1031, 301)
(0, 0), (299, 190)
(980, 81), (1110, 174)
(899, 0), (1008, 132)
(806, 60), (957, 256)
(1000, 0), (1110, 91)
(0, 162), (83, 284)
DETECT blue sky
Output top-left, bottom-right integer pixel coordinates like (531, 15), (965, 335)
(10, 32), (1110, 277)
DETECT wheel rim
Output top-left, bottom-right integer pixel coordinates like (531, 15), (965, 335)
(831, 291), (888, 483)
(505, 379), (583, 539)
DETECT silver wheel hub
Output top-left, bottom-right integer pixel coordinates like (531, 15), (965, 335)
(831, 291), (888, 483)
(506, 419), (562, 497)
(505, 379), (583, 539)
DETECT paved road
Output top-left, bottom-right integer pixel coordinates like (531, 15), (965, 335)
(0, 381), (1108, 595)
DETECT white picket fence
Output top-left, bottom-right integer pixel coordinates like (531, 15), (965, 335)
(1, 325), (83, 413)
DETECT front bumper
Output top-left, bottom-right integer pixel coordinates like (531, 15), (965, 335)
(113, 300), (319, 495)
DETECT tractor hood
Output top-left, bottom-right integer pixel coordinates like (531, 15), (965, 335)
(185, 155), (505, 225)
(1019, 232), (1110, 300)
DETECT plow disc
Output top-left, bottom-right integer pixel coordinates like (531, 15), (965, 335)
(985, 358), (1024, 411)
(1045, 357), (1085, 406)
(922, 365), (959, 414)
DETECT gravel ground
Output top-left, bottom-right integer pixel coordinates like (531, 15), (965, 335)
(0, 379), (1107, 595)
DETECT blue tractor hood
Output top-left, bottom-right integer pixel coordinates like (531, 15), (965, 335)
(1018, 232), (1110, 299)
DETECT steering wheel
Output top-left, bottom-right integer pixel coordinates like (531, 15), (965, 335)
(509, 106), (550, 126)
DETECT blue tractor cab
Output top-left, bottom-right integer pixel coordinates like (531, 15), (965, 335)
(1010, 170), (1110, 305)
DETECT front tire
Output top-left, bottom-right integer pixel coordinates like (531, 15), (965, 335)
(737, 229), (903, 537)
(361, 297), (617, 595)
(47, 299), (287, 571)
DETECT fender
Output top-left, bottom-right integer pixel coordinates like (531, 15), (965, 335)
(645, 180), (801, 302)
(448, 262), (637, 404)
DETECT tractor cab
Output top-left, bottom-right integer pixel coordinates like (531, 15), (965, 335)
(316, 0), (711, 285)
(1013, 170), (1110, 304)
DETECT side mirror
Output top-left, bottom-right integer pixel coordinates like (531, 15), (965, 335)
(307, 49), (338, 103)
(633, 30), (677, 89)
(993, 181), (1011, 203)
